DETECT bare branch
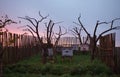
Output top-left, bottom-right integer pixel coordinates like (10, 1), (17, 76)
(38, 11), (49, 22)
(95, 18), (120, 42)
(26, 25), (36, 33)
(71, 29), (78, 35)
(0, 19), (16, 28)
(96, 27), (118, 42)
(56, 26), (67, 35)
(54, 26), (67, 46)
(93, 21), (99, 37)
(44, 22), (48, 28)
(19, 11), (49, 45)
(24, 28), (37, 41)
(71, 26), (83, 44)
(25, 16), (38, 24)
(98, 21), (110, 25)
(78, 16), (91, 38)
(18, 17), (36, 27)
(45, 20), (55, 44)
(49, 23), (54, 39)
(110, 18), (120, 28)
(73, 19), (91, 39)
(84, 35), (89, 44)
(70, 27), (78, 37)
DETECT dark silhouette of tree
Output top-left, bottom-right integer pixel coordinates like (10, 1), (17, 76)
(19, 11), (49, 64)
(19, 11), (49, 45)
(45, 20), (54, 46)
(45, 20), (64, 46)
(74, 14), (120, 61)
(44, 20), (65, 62)
(0, 15), (16, 77)
(54, 26), (67, 59)
(71, 26), (89, 46)
(19, 12), (65, 64)
(54, 26), (67, 48)
(71, 26), (83, 45)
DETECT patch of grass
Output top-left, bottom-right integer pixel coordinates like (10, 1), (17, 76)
(3, 53), (119, 77)
(16, 54), (41, 65)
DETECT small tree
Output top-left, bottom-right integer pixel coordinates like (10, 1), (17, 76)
(19, 11), (49, 45)
(19, 12), (49, 64)
(44, 20), (65, 62)
(54, 26), (67, 48)
(71, 26), (82, 45)
(44, 20), (64, 46)
(74, 14), (120, 61)
(71, 26), (89, 46)
(45, 20), (54, 46)
(54, 26), (67, 57)
(0, 15), (16, 77)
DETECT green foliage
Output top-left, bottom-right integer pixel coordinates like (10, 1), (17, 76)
(49, 65), (64, 75)
(41, 63), (52, 75)
(3, 54), (119, 77)
(61, 74), (71, 77)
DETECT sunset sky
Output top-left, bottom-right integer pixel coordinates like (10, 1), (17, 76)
(0, 0), (120, 46)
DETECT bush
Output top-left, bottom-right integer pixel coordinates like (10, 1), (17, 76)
(49, 65), (64, 75)
(4, 54), (116, 77)
(41, 63), (53, 75)
(86, 61), (112, 75)
(3, 67), (12, 73)
(61, 74), (71, 77)
(70, 65), (86, 75)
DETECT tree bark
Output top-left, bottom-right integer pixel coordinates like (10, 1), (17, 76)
(90, 37), (97, 61)
(91, 42), (96, 61)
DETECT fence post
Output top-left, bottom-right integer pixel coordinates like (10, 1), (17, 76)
(0, 42), (3, 77)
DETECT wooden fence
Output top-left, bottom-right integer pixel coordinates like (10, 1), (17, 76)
(115, 47), (120, 73)
(99, 33), (118, 71)
(0, 32), (39, 65)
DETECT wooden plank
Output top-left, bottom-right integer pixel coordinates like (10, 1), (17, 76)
(100, 33), (115, 69)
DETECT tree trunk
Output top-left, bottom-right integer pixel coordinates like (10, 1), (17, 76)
(90, 37), (96, 61)
(42, 49), (47, 64)
(42, 44), (48, 64)
(91, 43), (96, 61)
(53, 47), (57, 63)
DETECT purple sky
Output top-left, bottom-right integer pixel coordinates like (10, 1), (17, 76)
(0, 0), (120, 46)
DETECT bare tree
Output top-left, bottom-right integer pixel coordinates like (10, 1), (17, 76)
(52, 26), (67, 62)
(74, 14), (120, 61)
(0, 15), (16, 77)
(44, 20), (65, 62)
(19, 11), (49, 45)
(45, 20), (54, 46)
(19, 11), (49, 64)
(54, 26), (67, 49)
(44, 20), (64, 46)
(71, 26), (83, 45)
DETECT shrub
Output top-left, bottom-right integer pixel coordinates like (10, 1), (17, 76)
(70, 65), (86, 75)
(61, 74), (71, 77)
(86, 62), (112, 75)
(3, 67), (12, 73)
(41, 63), (52, 75)
(49, 65), (64, 75)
